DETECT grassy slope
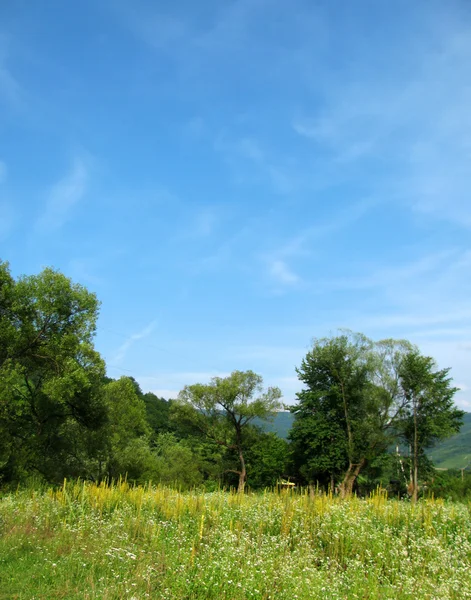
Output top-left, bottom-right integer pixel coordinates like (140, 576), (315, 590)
(428, 412), (471, 469)
(261, 412), (471, 470)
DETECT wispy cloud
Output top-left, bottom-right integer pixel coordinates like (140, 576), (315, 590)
(268, 259), (300, 286)
(321, 250), (457, 293)
(276, 198), (379, 261)
(214, 134), (299, 194)
(36, 159), (88, 232)
(293, 17), (471, 228)
(112, 321), (158, 364)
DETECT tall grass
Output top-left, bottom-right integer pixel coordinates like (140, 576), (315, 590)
(0, 481), (470, 599)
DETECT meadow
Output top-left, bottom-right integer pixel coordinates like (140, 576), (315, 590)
(0, 482), (470, 600)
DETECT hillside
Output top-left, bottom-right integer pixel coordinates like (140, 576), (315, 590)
(428, 412), (471, 469)
(260, 411), (471, 470)
(256, 411), (294, 439)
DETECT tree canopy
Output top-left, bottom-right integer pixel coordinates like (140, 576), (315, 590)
(173, 370), (283, 492)
(0, 262), (106, 482)
(290, 332), (463, 497)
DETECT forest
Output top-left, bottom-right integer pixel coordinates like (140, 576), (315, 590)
(0, 261), (467, 500)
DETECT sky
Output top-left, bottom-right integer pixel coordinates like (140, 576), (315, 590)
(1, 0), (471, 408)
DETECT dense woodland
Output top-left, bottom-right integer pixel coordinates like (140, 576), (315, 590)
(1, 261), (468, 499)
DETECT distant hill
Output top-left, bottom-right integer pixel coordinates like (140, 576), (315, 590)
(428, 412), (471, 470)
(259, 411), (471, 470)
(255, 411), (294, 439)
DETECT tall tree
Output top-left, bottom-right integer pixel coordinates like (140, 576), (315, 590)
(100, 376), (152, 481)
(172, 370), (282, 492)
(398, 351), (463, 502)
(290, 333), (416, 496)
(0, 262), (106, 483)
(290, 332), (375, 496)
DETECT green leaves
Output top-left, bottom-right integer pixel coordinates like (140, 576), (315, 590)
(398, 350), (463, 449)
(0, 262), (106, 483)
(290, 331), (463, 495)
(173, 371), (282, 491)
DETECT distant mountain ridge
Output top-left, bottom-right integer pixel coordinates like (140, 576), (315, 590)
(258, 411), (471, 470)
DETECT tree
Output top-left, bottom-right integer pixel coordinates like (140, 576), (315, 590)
(398, 351), (463, 502)
(290, 333), (416, 497)
(172, 370), (282, 492)
(142, 392), (173, 438)
(152, 432), (205, 488)
(245, 431), (289, 489)
(99, 377), (152, 482)
(290, 333), (375, 496)
(0, 262), (107, 483)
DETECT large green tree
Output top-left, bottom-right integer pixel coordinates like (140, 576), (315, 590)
(290, 333), (375, 496)
(0, 262), (106, 483)
(290, 332), (463, 498)
(172, 370), (282, 492)
(398, 351), (463, 502)
(100, 376), (152, 482)
(290, 333), (422, 496)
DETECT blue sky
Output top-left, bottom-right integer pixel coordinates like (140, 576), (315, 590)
(1, 0), (471, 408)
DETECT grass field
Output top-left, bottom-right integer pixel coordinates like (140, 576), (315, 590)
(1, 482), (470, 599)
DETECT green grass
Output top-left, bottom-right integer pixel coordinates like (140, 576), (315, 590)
(1, 481), (471, 599)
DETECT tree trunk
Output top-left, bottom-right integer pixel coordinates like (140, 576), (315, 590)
(237, 449), (246, 493)
(339, 458), (365, 498)
(412, 400), (418, 504)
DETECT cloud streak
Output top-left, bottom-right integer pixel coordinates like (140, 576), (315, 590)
(36, 159), (88, 233)
(112, 321), (158, 364)
(269, 259), (300, 286)
(293, 14), (471, 228)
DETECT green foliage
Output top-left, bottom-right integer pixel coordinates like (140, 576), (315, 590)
(290, 332), (378, 492)
(398, 350), (463, 501)
(427, 468), (471, 501)
(100, 377), (152, 482)
(398, 351), (463, 450)
(290, 332), (464, 496)
(0, 262), (106, 484)
(143, 391), (173, 437)
(152, 433), (204, 488)
(173, 370), (282, 491)
(245, 431), (289, 488)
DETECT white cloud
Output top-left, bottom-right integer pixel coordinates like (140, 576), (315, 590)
(112, 321), (158, 364)
(36, 159), (88, 232)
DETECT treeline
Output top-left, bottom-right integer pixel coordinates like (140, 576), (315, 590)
(0, 262), (466, 499)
